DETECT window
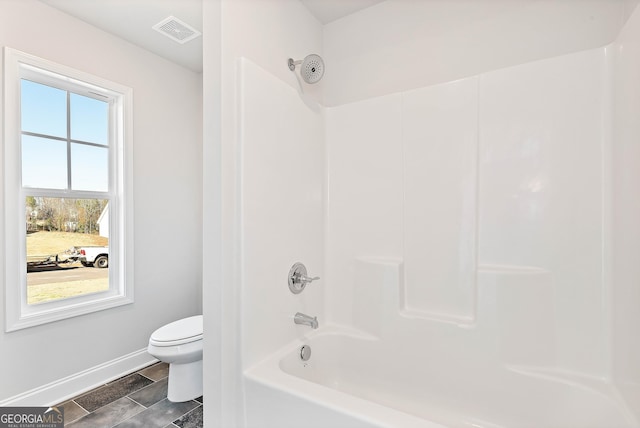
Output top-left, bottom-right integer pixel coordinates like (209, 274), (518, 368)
(4, 48), (133, 331)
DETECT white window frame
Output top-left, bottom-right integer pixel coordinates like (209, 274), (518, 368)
(3, 47), (134, 331)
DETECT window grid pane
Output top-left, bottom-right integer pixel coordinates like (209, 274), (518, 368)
(21, 80), (66, 138)
(21, 135), (68, 189)
(70, 93), (109, 145)
(71, 143), (109, 192)
(25, 197), (110, 305)
(20, 80), (110, 193)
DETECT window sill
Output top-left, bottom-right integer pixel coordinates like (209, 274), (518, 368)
(6, 292), (134, 332)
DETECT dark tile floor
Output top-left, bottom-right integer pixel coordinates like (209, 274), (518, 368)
(57, 362), (203, 428)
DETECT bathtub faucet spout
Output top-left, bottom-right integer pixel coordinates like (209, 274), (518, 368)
(294, 312), (318, 329)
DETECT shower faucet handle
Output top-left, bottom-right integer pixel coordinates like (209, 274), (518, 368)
(288, 262), (320, 294)
(300, 274), (320, 284)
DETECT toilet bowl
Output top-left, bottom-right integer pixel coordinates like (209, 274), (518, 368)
(147, 315), (203, 402)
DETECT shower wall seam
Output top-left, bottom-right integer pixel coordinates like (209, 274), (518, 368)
(473, 76), (481, 324)
(600, 42), (616, 382)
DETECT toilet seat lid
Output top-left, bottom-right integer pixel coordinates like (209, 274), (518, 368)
(150, 315), (202, 346)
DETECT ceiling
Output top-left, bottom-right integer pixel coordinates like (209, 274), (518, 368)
(39, 0), (386, 73)
(301, 0), (386, 24)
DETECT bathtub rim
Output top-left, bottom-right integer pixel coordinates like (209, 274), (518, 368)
(244, 325), (454, 428)
(244, 324), (639, 428)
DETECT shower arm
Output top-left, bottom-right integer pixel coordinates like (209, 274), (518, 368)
(288, 58), (303, 71)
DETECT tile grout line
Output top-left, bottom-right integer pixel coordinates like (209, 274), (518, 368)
(106, 396), (167, 428)
(125, 395), (148, 409)
(71, 399), (91, 414)
(174, 403), (203, 424)
(138, 374), (154, 382)
(107, 397), (142, 428)
(75, 385), (145, 415)
(62, 402), (89, 426)
(136, 371), (162, 382)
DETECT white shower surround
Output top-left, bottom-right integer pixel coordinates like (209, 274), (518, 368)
(206, 0), (640, 426)
(323, 46), (608, 376)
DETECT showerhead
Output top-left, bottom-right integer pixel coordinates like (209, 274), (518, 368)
(288, 54), (324, 84)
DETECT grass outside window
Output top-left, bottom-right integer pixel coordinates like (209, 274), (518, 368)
(26, 231), (109, 304)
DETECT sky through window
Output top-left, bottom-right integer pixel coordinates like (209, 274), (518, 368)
(20, 79), (109, 192)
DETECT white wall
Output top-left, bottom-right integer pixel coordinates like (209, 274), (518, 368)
(324, 94), (403, 327)
(478, 48), (608, 374)
(203, 0), (323, 426)
(326, 46), (608, 375)
(202, 0), (222, 426)
(321, 0), (640, 386)
(239, 58), (323, 370)
(323, 0), (630, 106)
(0, 0), (202, 402)
(612, 3), (640, 417)
(403, 78), (479, 322)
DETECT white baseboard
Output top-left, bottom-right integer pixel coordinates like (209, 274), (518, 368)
(0, 348), (157, 407)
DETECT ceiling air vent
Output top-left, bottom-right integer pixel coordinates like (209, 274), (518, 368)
(152, 16), (201, 44)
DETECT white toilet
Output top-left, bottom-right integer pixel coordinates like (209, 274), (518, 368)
(147, 315), (203, 402)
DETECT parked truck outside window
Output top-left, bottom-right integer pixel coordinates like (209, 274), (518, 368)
(73, 246), (109, 268)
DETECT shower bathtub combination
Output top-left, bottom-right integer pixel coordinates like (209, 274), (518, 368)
(210, 1), (640, 427)
(244, 261), (636, 428)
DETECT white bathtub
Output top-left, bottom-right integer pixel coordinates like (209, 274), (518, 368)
(244, 325), (637, 428)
